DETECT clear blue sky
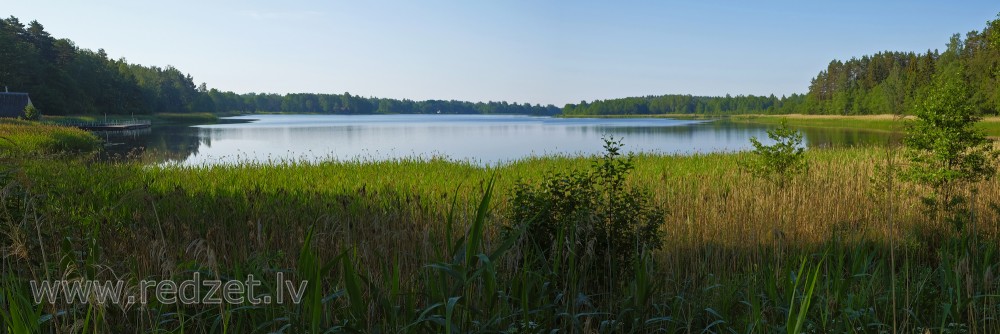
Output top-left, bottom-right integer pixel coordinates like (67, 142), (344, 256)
(8, 1), (1000, 106)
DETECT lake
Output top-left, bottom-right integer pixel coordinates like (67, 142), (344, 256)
(96, 114), (891, 165)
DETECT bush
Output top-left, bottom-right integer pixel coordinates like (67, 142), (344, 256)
(740, 119), (807, 187)
(21, 104), (39, 121)
(903, 62), (996, 230)
(509, 136), (664, 289)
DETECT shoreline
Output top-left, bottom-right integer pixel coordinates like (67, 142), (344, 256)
(559, 113), (1000, 136)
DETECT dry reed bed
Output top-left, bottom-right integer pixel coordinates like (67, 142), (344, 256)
(4, 146), (1000, 331)
(11, 147), (998, 282)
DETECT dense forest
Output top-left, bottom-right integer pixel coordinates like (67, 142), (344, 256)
(561, 94), (806, 115)
(0, 16), (558, 116)
(563, 14), (1000, 116)
(205, 91), (560, 116)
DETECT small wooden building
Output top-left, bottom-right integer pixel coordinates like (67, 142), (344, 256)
(0, 91), (33, 118)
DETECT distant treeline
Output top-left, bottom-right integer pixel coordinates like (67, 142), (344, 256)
(205, 91), (560, 115)
(564, 14), (1000, 116)
(562, 94), (806, 115)
(0, 15), (558, 116)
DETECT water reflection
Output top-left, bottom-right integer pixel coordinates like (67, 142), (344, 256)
(97, 124), (204, 163)
(94, 115), (892, 165)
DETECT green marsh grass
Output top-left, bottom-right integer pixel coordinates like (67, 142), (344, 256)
(731, 114), (908, 133)
(734, 114), (1000, 137)
(0, 119), (101, 157)
(152, 112), (220, 123)
(2, 145), (1000, 332)
(514, 113), (1000, 137)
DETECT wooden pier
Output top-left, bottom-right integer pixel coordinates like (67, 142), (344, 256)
(67, 120), (152, 131)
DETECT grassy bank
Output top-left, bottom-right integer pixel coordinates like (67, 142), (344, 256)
(560, 113), (1000, 137)
(559, 113), (721, 120)
(731, 114), (910, 133)
(0, 119), (101, 157)
(2, 144), (999, 332)
(734, 114), (1000, 137)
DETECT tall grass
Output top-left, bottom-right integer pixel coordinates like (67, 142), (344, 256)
(732, 114), (909, 133)
(733, 114), (1000, 137)
(152, 112), (220, 123)
(0, 119), (101, 157)
(2, 146), (1000, 332)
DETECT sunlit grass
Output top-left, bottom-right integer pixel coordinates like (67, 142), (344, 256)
(0, 119), (101, 156)
(734, 114), (1000, 137)
(732, 114), (909, 132)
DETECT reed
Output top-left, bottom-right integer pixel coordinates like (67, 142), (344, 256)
(734, 114), (1000, 137)
(2, 145), (999, 332)
(0, 119), (101, 157)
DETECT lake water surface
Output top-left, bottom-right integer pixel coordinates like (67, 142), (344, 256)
(97, 114), (891, 165)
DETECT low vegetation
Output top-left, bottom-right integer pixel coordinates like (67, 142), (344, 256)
(510, 136), (665, 299)
(21, 105), (40, 121)
(732, 114), (909, 133)
(732, 114), (1000, 137)
(0, 119), (101, 157)
(739, 120), (808, 187)
(152, 112), (220, 123)
(1, 140), (999, 332)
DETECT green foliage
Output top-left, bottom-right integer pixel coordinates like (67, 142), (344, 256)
(509, 136), (665, 289)
(0, 16), (202, 115)
(0, 119), (100, 156)
(563, 14), (1000, 117)
(562, 93), (793, 116)
(740, 120), (808, 187)
(253, 93), (560, 115)
(4, 147), (1000, 332)
(1, 15), (557, 116)
(903, 62), (997, 229)
(1, 273), (44, 334)
(786, 254), (825, 334)
(152, 112), (218, 123)
(21, 104), (39, 120)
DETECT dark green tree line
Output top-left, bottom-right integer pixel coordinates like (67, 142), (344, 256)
(210, 92), (559, 115)
(562, 94), (802, 116)
(0, 15), (557, 116)
(802, 16), (999, 116)
(564, 14), (1000, 116)
(0, 16), (203, 115)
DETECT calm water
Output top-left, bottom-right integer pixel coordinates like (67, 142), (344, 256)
(97, 114), (892, 165)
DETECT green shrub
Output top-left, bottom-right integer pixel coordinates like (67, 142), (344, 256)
(740, 119), (808, 187)
(903, 62), (996, 230)
(509, 136), (664, 289)
(21, 104), (39, 121)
